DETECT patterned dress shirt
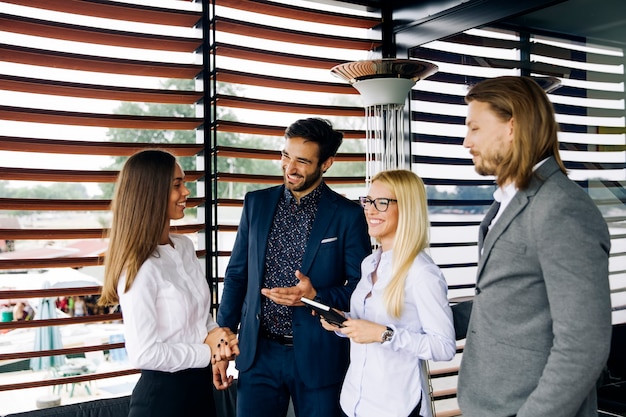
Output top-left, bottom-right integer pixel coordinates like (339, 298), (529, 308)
(260, 184), (322, 336)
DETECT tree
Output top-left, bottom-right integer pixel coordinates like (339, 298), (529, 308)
(101, 79), (282, 201)
(100, 79), (199, 198)
(1, 181), (89, 200)
(1, 181), (89, 216)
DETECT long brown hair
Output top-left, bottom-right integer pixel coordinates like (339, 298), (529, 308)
(371, 170), (430, 318)
(99, 150), (176, 306)
(465, 76), (566, 189)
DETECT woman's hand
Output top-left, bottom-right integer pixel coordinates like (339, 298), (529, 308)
(339, 319), (387, 344)
(204, 327), (240, 364)
(212, 359), (234, 390)
(320, 315), (341, 331)
(319, 308), (346, 331)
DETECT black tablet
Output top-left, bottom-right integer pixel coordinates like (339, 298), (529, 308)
(301, 297), (347, 327)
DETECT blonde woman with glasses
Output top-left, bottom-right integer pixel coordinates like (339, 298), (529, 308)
(320, 169), (456, 417)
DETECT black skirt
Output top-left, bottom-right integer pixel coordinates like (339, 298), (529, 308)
(128, 366), (216, 417)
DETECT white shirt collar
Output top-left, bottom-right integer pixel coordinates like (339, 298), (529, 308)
(490, 182), (515, 228)
(491, 157), (549, 226)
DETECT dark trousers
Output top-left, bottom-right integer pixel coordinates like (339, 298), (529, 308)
(408, 397), (423, 417)
(236, 337), (343, 417)
(129, 366), (216, 417)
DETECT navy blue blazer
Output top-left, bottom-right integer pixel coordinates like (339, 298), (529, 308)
(217, 183), (371, 389)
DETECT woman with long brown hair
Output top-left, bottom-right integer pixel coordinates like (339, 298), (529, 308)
(99, 149), (238, 417)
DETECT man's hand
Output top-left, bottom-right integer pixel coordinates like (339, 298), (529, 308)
(260, 270), (316, 306)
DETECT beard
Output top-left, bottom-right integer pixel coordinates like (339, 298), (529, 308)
(473, 149), (503, 177)
(474, 162), (495, 176)
(284, 165), (323, 192)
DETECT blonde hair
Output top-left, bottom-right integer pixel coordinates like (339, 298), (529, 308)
(99, 150), (176, 306)
(371, 170), (430, 318)
(465, 76), (566, 189)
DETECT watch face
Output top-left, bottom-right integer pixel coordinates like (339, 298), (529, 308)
(382, 329), (393, 342)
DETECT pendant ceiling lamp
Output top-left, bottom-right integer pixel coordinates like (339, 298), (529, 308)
(331, 59), (438, 184)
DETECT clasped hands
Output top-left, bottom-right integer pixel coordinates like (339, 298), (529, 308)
(205, 326), (239, 364)
(206, 326), (239, 390)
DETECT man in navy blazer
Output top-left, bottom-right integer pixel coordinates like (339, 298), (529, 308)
(457, 76), (612, 417)
(216, 118), (371, 417)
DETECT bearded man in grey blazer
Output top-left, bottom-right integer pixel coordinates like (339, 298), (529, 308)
(457, 76), (612, 417)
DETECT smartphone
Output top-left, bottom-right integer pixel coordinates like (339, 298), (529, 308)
(301, 296), (346, 327)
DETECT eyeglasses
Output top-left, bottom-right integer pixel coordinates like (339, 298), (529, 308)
(359, 196), (397, 212)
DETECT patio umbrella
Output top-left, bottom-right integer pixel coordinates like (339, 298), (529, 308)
(30, 281), (65, 371)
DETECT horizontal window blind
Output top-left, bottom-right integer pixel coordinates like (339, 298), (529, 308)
(411, 26), (625, 416)
(0, 0), (205, 412)
(209, 0), (380, 302)
(3, 1), (622, 415)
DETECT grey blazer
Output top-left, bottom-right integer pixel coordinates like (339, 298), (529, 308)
(457, 157), (612, 417)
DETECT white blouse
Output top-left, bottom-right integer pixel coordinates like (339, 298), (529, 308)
(340, 248), (456, 417)
(118, 234), (218, 373)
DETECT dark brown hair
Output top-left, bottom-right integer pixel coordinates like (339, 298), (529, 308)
(99, 150), (177, 306)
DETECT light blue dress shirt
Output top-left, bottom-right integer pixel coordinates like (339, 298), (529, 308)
(340, 248), (456, 417)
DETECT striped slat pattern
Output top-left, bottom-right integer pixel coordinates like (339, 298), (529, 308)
(208, 0), (381, 300)
(0, 0), (206, 403)
(411, 26), (626, 416)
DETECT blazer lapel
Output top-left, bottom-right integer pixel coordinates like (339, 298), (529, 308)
(478, 201), (501, 250)
(476, 158), (560, 282)
(299, 183), (337, 275)
(476, 193), (527, 283)
(254, 186), (283, 279)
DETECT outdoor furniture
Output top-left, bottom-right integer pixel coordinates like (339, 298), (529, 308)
(52, 358), (96, 398)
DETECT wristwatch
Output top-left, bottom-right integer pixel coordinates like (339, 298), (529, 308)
(381, 326), (394, 343)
